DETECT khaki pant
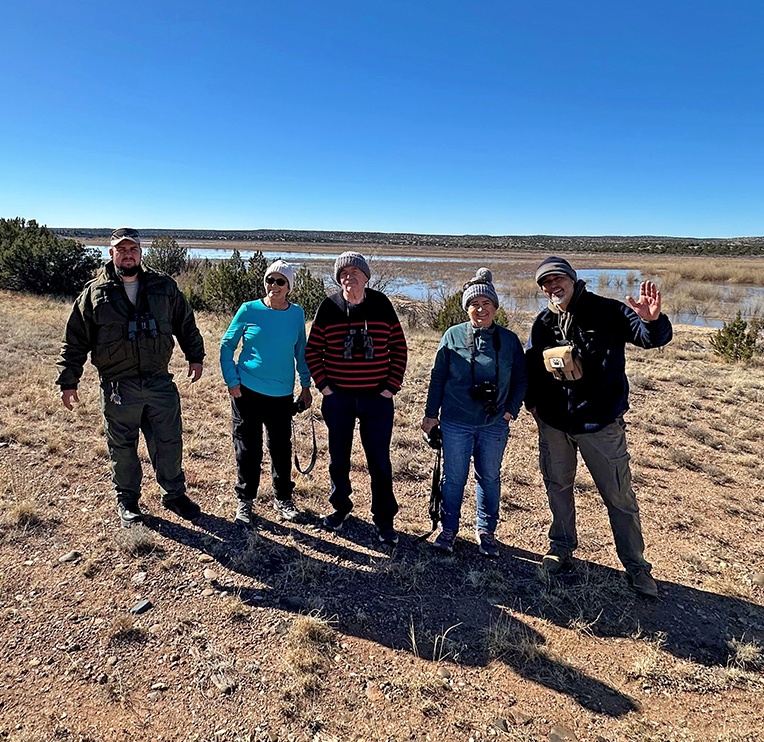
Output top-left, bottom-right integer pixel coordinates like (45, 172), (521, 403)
(100, 374), (185, 504)
(536, 416), (651, 574)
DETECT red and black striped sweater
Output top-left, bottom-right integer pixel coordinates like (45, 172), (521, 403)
(306, 289), (408, 396)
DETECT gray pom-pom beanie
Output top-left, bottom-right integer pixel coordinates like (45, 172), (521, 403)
(462, 267), (500, 310)
(334, 251), (371, 284)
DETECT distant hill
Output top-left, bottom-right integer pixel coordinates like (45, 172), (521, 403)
(52, 228), (764, 255)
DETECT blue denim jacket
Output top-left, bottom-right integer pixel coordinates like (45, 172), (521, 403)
(425, 322), (527, 427)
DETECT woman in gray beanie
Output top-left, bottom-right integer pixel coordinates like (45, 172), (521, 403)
(422, 268), (527, 557)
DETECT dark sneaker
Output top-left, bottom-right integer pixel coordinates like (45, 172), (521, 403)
(163, 494), (201, 522)
(273, 498), (299, 521)
(234, 499), (253, 527)
(322, 510), (350, 532)
(476, 530), (499, 558)
(541, 549), (573, 574)
(118, 500), (143, 528)
(628, 568), (658, 598)
(433, 528), (457, 554)
(377, 526), (399, 546)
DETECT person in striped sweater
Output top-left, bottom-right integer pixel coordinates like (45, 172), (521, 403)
(306, 252), (408, 545)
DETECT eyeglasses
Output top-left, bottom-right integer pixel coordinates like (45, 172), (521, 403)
(265, 276), (287, 286)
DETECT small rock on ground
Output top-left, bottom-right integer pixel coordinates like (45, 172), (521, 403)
(509, 709), (532, 726)
(549, 724), (577, 742)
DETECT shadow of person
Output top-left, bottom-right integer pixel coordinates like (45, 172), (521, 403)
(501, 546), (764, 668)
(144, 514), (641, 716)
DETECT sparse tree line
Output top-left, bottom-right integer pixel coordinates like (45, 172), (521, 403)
(2, 217), (761, 359)
(52, 226), (764, 256)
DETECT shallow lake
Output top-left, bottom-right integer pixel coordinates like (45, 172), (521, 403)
(96, 246), (764, 327)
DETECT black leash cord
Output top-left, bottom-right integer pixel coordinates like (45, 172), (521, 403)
(293, 413), (318, 475)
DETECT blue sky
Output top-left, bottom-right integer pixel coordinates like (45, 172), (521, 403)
(2, 1), (763, 236)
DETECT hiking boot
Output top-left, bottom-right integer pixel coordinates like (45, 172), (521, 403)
(628, 568), (658, 598)
(541, 548), (572, 574)
(162, 494), (201, 522)
(377, 526), (399, 546)
(118, 500), (143, 528)
(322, 510), (350, 532)
(234, 499), (254, 528)
(273, 498), (299, 521)
(476, 530), (499, 558)
(433, 528), (457, 554)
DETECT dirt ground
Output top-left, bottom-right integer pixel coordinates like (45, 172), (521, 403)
(0, 287), (762, 742)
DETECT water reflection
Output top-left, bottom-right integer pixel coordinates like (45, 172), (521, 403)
(95, 246), (763, 327)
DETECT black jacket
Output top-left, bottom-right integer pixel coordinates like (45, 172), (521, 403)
(525, 286), (672, 434)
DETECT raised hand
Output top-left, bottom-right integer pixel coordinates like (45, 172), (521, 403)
(627, 281), (662, 322)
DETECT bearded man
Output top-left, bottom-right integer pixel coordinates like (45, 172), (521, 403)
(56, 227), (205, 527)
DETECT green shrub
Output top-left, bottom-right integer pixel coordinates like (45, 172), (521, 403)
(204, 250), (268, 316)
(203, 249), (266, 315)
(143, 235), (187, 276)
(434, 291), (508, 332)
(709, 312), (761, 362)
(176, 259), (209, 311)
(0, 218), (99, 295)
(290, 265), (327, 320)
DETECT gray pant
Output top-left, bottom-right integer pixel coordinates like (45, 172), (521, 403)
(100, 374), (185, 504)
(536, 416), (651, 574)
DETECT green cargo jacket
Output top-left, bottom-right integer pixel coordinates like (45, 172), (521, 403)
(55, 261), (205, 390)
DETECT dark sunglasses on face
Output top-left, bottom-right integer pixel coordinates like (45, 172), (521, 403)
(266, 276), (287, 286)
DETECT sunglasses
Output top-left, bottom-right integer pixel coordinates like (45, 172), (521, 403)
(112, 228), (140, 239)
(265, 276), (287, 286)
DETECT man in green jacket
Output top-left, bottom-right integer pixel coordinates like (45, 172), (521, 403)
(55, 227), (205, 527)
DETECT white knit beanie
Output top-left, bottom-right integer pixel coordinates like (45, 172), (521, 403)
(264, 260), (295, 291)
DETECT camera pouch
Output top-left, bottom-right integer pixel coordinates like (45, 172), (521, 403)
(542, 344), (583, 381)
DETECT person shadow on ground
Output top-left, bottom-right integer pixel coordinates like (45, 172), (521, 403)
(143, 509), (763, 717)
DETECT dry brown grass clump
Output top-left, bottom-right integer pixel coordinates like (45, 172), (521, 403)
(280, 612), (337, 711)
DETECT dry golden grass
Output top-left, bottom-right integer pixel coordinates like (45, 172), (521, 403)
(0, 282), (763, 741)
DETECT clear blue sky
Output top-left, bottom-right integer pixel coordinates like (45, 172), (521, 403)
(2, 1), (763, 237)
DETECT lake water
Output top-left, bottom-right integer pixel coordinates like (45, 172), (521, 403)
(96, 246), (764, 327)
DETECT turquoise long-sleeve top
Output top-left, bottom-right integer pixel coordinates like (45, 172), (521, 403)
(424, 321), (527, 427)
(220, 299), (311, 397)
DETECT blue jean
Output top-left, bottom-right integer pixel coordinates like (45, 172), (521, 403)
(321, 391), (398, 528)
(440, 418), (510, 534)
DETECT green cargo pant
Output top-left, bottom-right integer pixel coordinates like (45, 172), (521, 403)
(100, 374), (185, 504)
(536, 416), (651, 574)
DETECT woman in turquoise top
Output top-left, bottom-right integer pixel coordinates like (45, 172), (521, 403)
(220, 260), (313, 527)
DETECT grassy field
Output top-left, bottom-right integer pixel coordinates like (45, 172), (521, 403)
(0, 278), (763, 741)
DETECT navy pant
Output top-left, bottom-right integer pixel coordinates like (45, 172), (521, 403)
(231, 386), (295, 501)
(321, 392), (397, 528)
